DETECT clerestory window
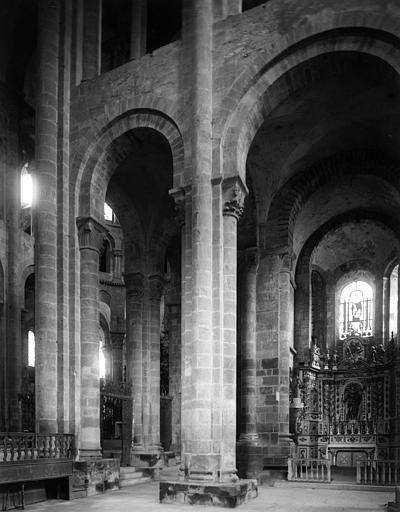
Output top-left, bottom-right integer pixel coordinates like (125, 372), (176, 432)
(28, 330), (35, 367)
(339, 280), (373, 339)
(21, 163), (33, 208)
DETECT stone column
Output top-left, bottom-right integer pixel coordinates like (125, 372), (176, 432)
(124, 272), (145, 457)
(375, 277), (384, 345)
(130, 0), (147, 59)
(293, 261), (311, 363)
(169, 188), (185, 455)
(278, 255), (294, 452)
(113, 248), (123, 280)
(397, 271), (400, 345)
(82, 0), (101, 80)
(382, 276), (390, 344)
(110, 332), (124, 382)
(180, 0), (215, 480)
(147, 274), (165, 450)
(77, 217), (106, 458)
(35, 0), (60, 434)
(5, 105), (21, 432)
(218, 178), (247, 481)
(167, 300), (181, 453)
(256, 251), (293, 468)
(326, 282), (336, 352)
(237, 248), (261, 478)
(213, 0), (241, 21)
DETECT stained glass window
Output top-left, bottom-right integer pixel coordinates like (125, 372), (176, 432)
(339, 280), (373, 339)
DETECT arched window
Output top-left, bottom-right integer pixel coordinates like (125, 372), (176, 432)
(389, 265), (398, 339)
(99, 344), (106, 379)
(339, 280), (373, 339)
(104, 203), (119, 225)
(28, 330), (35, 367)
(99, 238), (111, 273)
(21, 163), (33, 208)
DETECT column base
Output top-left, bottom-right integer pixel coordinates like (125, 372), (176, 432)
(130, 445), (165, 477)
(159, 479), (258, 507)
(236, 438), (263, 480)
(78, 448), (102, 460)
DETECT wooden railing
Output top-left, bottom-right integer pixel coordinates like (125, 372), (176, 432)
(288, 458), (331, 482)
(357, 460), (400, 486)
(0, 433), (74, 462)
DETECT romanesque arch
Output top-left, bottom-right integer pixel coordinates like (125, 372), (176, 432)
(74, 109), (185, 221)
(219, 29), (400, 185)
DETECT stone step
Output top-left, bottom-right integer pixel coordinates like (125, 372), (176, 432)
(274, 480), (394, 492)
(119, 466), (151, 487)
(70, 488), (87, 500)
(120, 466), (144, 477)
(120, 476), (151, 487)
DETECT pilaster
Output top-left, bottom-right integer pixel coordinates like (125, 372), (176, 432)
(77, 217), (108, 459)
(130, 0), (147, 59)
(82, 0), (101, 80)
(256, 250), (294, 468)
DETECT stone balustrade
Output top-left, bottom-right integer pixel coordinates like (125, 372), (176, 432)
(0, 433), (74, 462)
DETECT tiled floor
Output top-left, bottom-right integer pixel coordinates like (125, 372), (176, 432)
(25, 480), (393, 512)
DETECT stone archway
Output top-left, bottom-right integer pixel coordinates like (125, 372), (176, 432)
(73, 111), (184, 463)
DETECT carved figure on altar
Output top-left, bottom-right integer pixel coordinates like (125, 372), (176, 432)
(344, 382), (363, 420)
(311, 340), (321, 369)
(343, 336), (364, 364)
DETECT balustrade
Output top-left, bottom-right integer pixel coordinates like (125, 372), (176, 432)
(0, 433), (74, 462)
(288, 457), (331, 482)
(357, 460), (400, 486)
(329, 421), (376, 436)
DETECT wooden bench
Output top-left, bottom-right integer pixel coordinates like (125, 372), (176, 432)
(0, 460), (73, 509)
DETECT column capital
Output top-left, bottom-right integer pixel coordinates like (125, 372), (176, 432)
(169, 187), (186, 227)
(279, 252), (293, 273)
(76, 216), (108, 252)
(148, 274), (166, 303)
(222, 176), (248, 221)
(124, 272), (145, 298)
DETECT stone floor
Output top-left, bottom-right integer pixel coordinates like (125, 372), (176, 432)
(25, 480), (393, 512)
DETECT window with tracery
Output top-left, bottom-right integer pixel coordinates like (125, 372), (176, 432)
(339, 280), (373, 339)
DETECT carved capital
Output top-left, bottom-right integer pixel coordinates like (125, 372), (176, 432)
(76, 216), (108, 252)
(148, 274), (165, 303)
(169, 187), (186, 227)
(124, 272), (145, 299)
(279, 251), (294, 273)
(222, 176), (248, 221)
